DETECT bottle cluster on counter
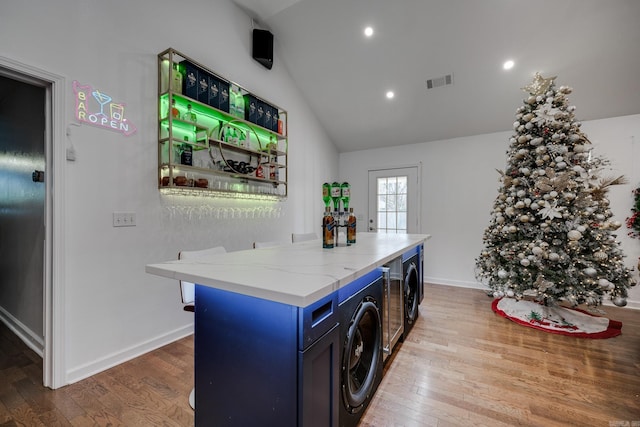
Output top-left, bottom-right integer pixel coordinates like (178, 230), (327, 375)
(322, 182), (356, 248)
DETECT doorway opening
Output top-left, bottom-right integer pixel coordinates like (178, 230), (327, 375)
(0, 56), (66, 389)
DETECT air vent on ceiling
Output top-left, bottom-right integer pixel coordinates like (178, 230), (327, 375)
(426, 74), (453, 89)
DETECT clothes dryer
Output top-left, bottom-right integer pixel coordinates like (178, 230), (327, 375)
(402, 245), (422, 339)
(338, 269), (384, 427)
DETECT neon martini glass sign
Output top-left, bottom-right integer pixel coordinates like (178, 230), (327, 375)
(73, 81), (137, 136)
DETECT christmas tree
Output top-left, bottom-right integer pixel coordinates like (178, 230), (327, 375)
(475, 73), (636, 308)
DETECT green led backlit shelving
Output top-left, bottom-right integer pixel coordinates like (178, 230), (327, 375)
(157, 48), (288, 199)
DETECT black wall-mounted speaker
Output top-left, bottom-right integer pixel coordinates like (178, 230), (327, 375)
(252, 29), (274, 70)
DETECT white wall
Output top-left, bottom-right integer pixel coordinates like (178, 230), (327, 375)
(0, 0), (338, 384)
(339, 114), (640, 309)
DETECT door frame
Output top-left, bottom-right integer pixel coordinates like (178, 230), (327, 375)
(367, 164), (422, 234)
(0, 56), (66, 389)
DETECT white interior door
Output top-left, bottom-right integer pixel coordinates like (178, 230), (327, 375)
(368, 167), (420, 233)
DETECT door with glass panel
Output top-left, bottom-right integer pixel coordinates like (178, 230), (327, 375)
(367, 167), (420, 234)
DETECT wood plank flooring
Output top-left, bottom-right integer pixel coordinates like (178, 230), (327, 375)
(1, 283), (639, 426)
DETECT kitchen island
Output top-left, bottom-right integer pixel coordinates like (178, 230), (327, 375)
(146, 232), (430, 426)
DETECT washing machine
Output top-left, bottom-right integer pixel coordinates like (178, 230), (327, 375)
(338, 268), (384, 427)
(402, 245), (422, 339)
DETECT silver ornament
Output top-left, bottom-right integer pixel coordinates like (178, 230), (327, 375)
(584, 267), (597, 277)
(612, 296), (627, 307)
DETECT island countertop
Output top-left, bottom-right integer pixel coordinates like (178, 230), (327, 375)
(146, 232), (430, 307)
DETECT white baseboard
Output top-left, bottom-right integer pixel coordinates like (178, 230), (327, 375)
(425, 276), (485, 291)
(424, 276), (640, 310)
(0, 306), (45, 357)
(65, 323), (194, 385)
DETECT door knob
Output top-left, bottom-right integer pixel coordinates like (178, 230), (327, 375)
(32, 170), (45, 182)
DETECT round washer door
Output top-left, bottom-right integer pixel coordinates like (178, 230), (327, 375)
(341, 296), (382, 413)
(405, 263), (419, 324)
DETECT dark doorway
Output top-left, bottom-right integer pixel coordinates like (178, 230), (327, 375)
(0, 74), (46, 357)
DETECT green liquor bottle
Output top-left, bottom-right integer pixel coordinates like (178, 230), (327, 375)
(322, 183), (331, 208)
(330, 182), (341, 211)
(340, 182), (351, 212)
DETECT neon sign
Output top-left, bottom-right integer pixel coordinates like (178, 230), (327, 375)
(73, 81), (137, 136)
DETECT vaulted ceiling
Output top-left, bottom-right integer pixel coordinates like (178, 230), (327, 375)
(234, 0), (640, 152)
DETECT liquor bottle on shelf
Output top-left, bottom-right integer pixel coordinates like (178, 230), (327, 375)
(269, 160), (276, 180)
(341, 182), (351, 212)
(330, 182), (341, 211)
(322, 207), (335, 249)
(322, 183), (332, 209)
(171, 98), (180, 119)
(180, 144), (193, 166)
(235, 89), (245, 118)
(239, 129), (247, 148)
(224, 125), (232, 143)
(182, 104), (197, 123)
(171, 63), (183, 94)
(231, 127), (239, 145)
(229, 85), (237, 118)
(347, 208), (356, 245)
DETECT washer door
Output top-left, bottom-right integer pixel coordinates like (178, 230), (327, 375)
(405, 263), (419, 324)
(341, 297), (382, 413)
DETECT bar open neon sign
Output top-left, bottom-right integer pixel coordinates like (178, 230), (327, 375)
(73, 81), (137, 136)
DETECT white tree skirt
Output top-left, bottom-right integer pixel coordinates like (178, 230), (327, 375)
(496, 297), (612, 334)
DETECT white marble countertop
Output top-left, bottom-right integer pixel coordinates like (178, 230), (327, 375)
(146, 232), (431, 307)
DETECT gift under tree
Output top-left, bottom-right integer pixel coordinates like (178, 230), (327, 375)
(476, 73), (636, 309)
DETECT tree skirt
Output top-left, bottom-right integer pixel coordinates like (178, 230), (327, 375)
(492, 298), (622, 338)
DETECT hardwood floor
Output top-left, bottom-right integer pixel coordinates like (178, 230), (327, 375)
(360, 284), (640, 427)
(1, 284), (638, 426)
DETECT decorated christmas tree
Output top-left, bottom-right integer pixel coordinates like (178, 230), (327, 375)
(476, 73), (636, 308)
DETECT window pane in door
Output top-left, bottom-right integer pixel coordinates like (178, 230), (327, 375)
(378, 212), (387, 229)
(378, 195), (387, 211)
(397, 194), (407, 212)
(398, 213), (407, 230)
(378, 179), (387, 194)
(387, 179), (397, 195)
(376, 176), (408, 233)
(397, 177), (407, 194)
(387, 193), (396, 211)
(386, 212), (397, 230)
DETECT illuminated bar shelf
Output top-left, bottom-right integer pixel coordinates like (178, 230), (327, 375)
(157, 48), (288, 199)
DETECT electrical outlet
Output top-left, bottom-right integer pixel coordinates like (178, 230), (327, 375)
(113, 212), (136, 227)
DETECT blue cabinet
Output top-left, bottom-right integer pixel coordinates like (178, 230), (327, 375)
(298, 324), (339, 426)
(195, 286), (339, 426)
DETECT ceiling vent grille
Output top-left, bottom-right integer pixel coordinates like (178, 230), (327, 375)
(426, 74), (453, 89)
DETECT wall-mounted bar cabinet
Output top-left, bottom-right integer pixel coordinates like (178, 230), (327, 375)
(157, 48), (288, 199)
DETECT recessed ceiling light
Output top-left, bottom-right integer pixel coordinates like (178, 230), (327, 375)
(364, 27), (374, 37)
(503, 60), (515, 70)
(386, 91), (394, 99)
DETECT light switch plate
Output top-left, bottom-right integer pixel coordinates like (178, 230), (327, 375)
(113, 212), (136, 227)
